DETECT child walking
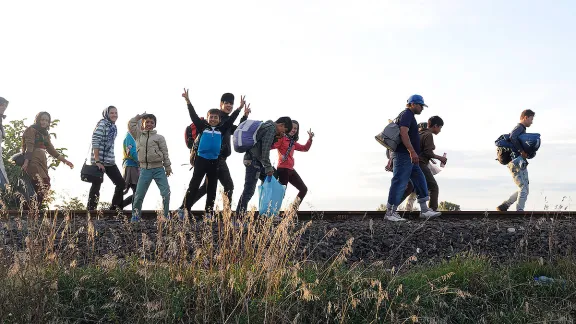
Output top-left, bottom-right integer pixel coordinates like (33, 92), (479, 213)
(271, 120), (314, 211)
(128, 113), (172, 221)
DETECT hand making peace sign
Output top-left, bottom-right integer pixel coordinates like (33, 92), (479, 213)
(308, 129), (315, 139)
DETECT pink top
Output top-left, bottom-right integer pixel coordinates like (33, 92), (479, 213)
(271, 136), (312, 170)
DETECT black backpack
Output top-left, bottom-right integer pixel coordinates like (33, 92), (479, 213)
(496, 147), (513, 165)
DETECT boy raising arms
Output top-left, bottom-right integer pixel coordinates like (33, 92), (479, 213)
(128, 113), (172, 222)
(191, 93), (251, 209)
(178, 88), (242, 219)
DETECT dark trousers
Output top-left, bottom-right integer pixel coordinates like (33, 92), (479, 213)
(191, 158), (234, 209)
(419, 161), (439, 210)
(181, 156), (219, 214)
(277, 168), (308, 200)
(87, 165), (126, 210)
(122, 184), (137, 208)
(24, 176), (50, 209)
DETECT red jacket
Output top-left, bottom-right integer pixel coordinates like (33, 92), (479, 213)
(271, 136), (312, 170)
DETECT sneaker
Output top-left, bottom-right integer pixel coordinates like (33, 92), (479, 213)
(384, 212), (407, 222)
(419, 209), (441, 219)
(177, 208), (186, 220)
(496, 203), (509, 211)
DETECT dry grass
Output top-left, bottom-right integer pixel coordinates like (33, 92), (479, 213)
(0, 195), (575, 323)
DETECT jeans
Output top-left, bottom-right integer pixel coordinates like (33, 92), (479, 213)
(132, 167), (171, 218)
(236, 158), (264, 215)
(387, 152), (429, 211)
(504, 160), (529, 211)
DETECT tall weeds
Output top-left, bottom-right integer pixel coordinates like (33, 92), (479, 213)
(0, 195), (575, 323)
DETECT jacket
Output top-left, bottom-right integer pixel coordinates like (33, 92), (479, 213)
(91, 119), (117, 165)
(187, 103), (241, 160)
(418, 129), (435, 165)
(271, 136), (312, 170)
(128, 117), (172, 171)
(122, 132), (139, 168)
(509, 123), (527, 153)
(244, 120), (276, 174)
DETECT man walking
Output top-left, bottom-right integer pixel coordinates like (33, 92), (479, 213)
(497, 109), (535, 212)
(384, 94), (442, 221)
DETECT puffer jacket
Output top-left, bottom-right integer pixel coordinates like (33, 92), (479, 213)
(128, 117), (172, 171)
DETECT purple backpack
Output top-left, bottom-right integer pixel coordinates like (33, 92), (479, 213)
(233, 120), (263, 153)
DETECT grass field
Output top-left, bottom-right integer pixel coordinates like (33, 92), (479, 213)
(1, 204), (575, 323)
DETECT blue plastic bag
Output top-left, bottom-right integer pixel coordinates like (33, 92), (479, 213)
(258, 176), (286, 217)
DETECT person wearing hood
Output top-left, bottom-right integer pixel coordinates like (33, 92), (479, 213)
(87, 106), (125, 211)
(0, 97), (9, 190)
(22, 111), (74, 207)
(128, 112), (172, 221)
(236, 116), (293, 215)
(190, 93), (251, 209)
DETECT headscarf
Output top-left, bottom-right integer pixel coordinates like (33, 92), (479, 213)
(101, 106), (118, 142)
(31, 111), (51, 136)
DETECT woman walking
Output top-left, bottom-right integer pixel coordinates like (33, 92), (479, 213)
(87, 106), (126, 210)
(22, 111), (74, 207)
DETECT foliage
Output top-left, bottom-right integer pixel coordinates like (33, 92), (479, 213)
(439, 201), (461, 211)
(1, 118), (68, 209)
(54, 196), (86, 210)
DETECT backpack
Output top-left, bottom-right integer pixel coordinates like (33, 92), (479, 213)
(184, 117), (204, 149)
(188, 135), (201, 169)
(233, 120), (263, 153)
(375, 111), (406, 152)
(495, 133), (541, 163)
(496, 147), (513, 165)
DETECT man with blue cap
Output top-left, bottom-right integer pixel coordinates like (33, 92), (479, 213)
(383, 94), (442, 221)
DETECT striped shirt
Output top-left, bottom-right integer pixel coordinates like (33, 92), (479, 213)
(91, 119), (116, 165)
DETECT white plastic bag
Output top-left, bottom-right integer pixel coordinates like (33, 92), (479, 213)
(428, 161), (442, 175)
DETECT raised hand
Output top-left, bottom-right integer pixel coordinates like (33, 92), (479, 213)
(307, 128), (315, 139)
(238, 95), (246, 110)
(244, 103), (251, 116)
(182, 88), (190, 102)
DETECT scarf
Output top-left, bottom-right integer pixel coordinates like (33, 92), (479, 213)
(101, 107), (117, 142)
(281, 137), (295, 162)
(0, 115), (5, 139)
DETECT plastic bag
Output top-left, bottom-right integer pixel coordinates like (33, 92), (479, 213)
(428, 161), (442, 175)
(258, 175), (286, 217)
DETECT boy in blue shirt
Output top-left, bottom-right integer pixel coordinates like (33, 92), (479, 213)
(178, 88), (242, 219)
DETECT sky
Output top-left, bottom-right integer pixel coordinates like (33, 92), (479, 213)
(1, 0), (575, 212)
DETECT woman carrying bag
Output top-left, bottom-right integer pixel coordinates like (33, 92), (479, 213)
(22, 111), (74, 207)
(86, 106), (126, 211)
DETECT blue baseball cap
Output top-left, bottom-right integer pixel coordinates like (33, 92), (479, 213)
(407, 94), (428, 107)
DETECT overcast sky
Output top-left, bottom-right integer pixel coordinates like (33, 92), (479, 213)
(1, 0), (575, 212)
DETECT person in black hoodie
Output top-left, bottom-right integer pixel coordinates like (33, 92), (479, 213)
(178, 89), (242, 219)
(190, 93), (250, 209)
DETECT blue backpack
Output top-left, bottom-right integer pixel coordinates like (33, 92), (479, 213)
(495, 133), (541, 164)
(233, 120), (263, 153)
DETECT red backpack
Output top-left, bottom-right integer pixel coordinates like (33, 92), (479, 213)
(184, 118), (204, 149)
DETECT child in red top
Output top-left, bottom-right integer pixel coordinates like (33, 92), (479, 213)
(271, 120), (314, 211)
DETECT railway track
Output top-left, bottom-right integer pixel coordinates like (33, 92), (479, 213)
(2, 209), (573, 221)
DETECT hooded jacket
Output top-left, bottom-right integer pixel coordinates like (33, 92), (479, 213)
(128, 117), (171, 171)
